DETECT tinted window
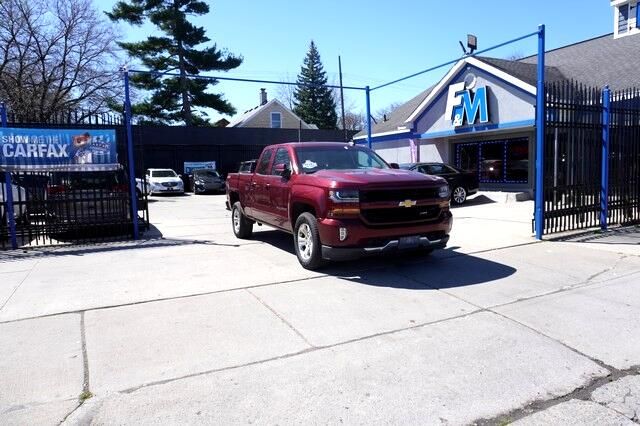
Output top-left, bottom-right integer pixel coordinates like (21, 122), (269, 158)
(256, 150), (274, 175)
(50, 172), (124, 189)
(151, 170), (177, 178)
(194, 170), (220, 178)
(427, 164), (447, 175)
(271, 148), (292, 175)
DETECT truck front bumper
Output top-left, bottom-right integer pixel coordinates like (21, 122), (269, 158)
(317, 210), (453, 261)
(321, 234), (449, 261)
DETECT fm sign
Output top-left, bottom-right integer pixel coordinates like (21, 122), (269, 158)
(444, 75), (489, 127)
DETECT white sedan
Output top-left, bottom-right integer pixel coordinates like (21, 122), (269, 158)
(138, 168), (184, 195)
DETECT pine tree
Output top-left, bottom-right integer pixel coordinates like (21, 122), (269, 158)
(107, 0), (242, 126)
(293, 41), (337, 130)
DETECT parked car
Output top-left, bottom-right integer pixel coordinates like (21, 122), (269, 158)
(142, 168), (184, 195)
(400, 163), (478, 205)
(226, 142), (452, 270)
(190, 169), (225, 194)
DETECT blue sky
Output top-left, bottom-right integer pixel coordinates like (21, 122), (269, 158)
(101, 0), (613, 123)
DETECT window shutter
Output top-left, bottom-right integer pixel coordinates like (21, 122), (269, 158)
(636, 1), (640, 28)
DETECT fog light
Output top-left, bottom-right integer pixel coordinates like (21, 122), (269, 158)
(339, 227), (348, 242)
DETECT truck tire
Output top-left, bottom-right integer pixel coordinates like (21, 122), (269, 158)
(232, 202), (253, 239)
(294, 213), (325, 270)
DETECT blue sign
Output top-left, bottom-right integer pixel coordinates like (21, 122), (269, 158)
(184, 161), (216, 175)
(446, 81), (490, 128)
(0, 128), (118, 171)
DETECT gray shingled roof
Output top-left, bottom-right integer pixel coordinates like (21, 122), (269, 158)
(520, 32), (640, 91)
(357, 32), (640, 139)
(476, 57), (565, 86)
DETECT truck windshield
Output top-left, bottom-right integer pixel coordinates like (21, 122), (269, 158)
(294, 145), (388, 174)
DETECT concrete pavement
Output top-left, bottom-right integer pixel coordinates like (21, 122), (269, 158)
(0, 194), (638, 425)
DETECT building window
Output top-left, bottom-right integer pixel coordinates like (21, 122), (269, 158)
(455, 138), (529, 185)
(271, 112), (282, 129)
(619, 4), (630, 34)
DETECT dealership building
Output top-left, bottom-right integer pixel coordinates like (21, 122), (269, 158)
(355, 0), (640, 193)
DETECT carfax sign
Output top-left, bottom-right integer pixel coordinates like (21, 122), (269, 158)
(0, 128), (118, 171)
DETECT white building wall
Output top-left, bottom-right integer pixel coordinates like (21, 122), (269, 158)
(418, 139), (449, 163)
(373, 139), (413, 164)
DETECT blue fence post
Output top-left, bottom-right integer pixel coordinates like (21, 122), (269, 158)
(534, 24), (546, 240)
(365, 86), (372, 149)
(1, 102), (18, 249)
(123, 70), (139, 240)
(600, 86), (611, 230)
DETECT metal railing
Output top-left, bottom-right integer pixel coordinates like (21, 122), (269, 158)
(542, 82), (639, 234)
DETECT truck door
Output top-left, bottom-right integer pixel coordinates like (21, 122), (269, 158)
(248, 149), (274, 223)
(266, 147), (293, 230)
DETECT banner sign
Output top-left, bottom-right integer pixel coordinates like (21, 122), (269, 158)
(184, 161), (216, 175)
(0, 128), (119, 171)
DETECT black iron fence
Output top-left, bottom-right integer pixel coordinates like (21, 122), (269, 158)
(542, 81), (640, 234)
(1, 170), (149, 249)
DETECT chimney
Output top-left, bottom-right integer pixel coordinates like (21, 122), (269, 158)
(260, 88), (268, 106)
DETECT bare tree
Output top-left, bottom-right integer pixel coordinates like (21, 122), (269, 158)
(0, 0), (121, 122)
(341, 110), (364, 131)
(375, 102), (402, 123)
(506, 51), (525, 61)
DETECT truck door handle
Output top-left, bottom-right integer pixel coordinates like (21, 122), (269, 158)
(265, 183), (271, 189)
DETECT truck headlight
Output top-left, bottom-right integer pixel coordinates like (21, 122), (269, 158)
(438, 185), (450, 198)
(329, 189), (359, 203)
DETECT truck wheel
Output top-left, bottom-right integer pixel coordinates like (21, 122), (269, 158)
(294, 213), (325, 270)
(232, 202), (253, 239)
(451, 186), (467, 205)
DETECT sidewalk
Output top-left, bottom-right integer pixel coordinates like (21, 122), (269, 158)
(1, 195), (638, 425)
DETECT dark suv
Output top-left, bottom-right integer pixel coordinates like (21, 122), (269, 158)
(400, 163), (478, 205)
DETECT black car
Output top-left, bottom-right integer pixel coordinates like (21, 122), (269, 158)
(400, 163), (479, 204)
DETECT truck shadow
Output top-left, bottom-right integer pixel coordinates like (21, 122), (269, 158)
(251, 230), (517, 290)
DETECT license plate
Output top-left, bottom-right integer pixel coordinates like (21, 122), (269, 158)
(399, 235), (421, 249)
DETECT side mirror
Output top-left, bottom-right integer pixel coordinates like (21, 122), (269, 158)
(274, 163), (291, 179)
(390, 163), (400, 169)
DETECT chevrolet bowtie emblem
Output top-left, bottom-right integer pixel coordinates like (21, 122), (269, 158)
(399, 200), (417, 208)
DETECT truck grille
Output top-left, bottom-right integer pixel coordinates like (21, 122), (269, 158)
(361, 205), (441, 225)
(360, 187), (439, 203)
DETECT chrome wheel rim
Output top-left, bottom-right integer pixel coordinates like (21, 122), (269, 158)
(453, 187), (466, 204)
(297, 223), (313, 261)
(232, 208), (241, 233)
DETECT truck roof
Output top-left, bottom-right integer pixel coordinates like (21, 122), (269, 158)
(267, 142), (351, 149)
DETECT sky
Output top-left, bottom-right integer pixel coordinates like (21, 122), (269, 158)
(100, 0), (614, 124)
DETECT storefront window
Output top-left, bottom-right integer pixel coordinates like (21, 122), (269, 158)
(455, 138), (529, 185)
(480, 142), (504, 182)
(457, 144), (478, 175)
(505, 139), (529, 182)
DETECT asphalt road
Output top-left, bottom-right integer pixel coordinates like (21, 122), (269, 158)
(1, 193), (638, 425)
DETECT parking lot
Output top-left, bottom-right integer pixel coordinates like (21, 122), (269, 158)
(1, 193), (639, 425)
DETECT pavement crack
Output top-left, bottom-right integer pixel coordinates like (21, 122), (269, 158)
(244, 288), (315, 348)
(475, 366), (640, 426)
(0, 258), (40, 313)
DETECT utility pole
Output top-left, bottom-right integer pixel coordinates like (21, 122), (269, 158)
(338, 56), (347, 141)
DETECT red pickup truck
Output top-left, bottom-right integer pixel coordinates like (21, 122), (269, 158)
(226, 142), (453, 269)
